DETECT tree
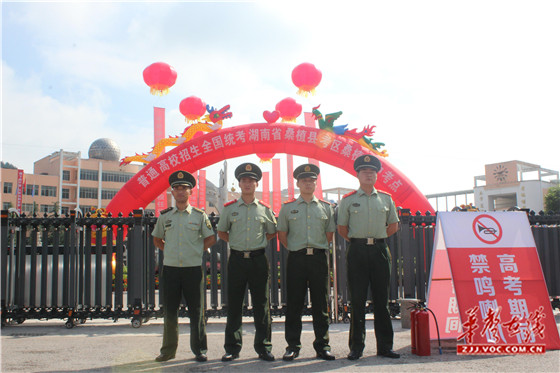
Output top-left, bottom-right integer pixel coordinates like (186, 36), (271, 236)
(544, 185), (560, 213)
(1, 161), (18, 169)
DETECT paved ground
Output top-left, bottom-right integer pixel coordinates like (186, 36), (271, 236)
(1, 313), (559, 372)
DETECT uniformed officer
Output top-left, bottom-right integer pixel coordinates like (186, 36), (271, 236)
(278, 164), (336, 361)
(217, 163), (277, 362)
(152, 170), (216, 363)
(337, 155), (400, 360)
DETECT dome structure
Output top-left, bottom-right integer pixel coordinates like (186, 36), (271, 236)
(88, 138), (121, 162)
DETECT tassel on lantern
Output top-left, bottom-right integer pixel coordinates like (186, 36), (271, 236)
(296, 87), (317, 97)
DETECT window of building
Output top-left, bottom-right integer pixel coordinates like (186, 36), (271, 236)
(22, 203), (35, 213)
(79, 187), (98, 199)
(41, 186), (57, 197)
(61, 206), (70, 215)
(40, 204), (55, 213)
(80, 169), (98, 181)
(101, 189), (118, 200)
(26, 185), (39, 196)
(3, 202), (12, 210)
(79, 205), (95, 214)
(102, 171), (134, 183)
(62, 188), (70, 199)
(3, 182), (13, 194)
(63, 170), (71, 181)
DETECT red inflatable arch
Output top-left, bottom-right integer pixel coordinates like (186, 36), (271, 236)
(106, 123), (433, 215)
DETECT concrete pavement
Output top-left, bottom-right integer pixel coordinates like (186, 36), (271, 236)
(2, 314), (559, 372)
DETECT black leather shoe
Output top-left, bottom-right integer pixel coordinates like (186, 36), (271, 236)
(347, 350), (362, 360)
(316, 350), (336, 360)
(155, 353), (175, 362)
(377, 349), (400, 359)
(282, 349), (299, 361)
(221, 353), (239, 362)
(195, 353), (208, 362)
(258, 351), (275, 361)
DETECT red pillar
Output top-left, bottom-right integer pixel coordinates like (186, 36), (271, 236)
(304, 112), (323, 199)
(154, 107), (167, 216)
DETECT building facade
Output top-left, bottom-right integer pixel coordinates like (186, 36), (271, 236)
(1, 139), (156, 216)
(473, 160), (558, 212)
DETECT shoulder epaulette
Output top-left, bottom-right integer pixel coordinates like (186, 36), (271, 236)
(159, 207), (173, 215)
(342, 190), (357, 199)
(319, 198), (332, 205)
(283, 198), (297, 204)
(224, 199), (237, 207)
(258, 200), (271, 209)
(192, 206), (205, 214)
(378, 190), (392, 197)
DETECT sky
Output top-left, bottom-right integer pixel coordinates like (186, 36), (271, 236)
(2, 0), (559, 206)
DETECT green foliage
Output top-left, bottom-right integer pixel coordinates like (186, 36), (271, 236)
(544, 185), (560, 213)
(1, 161), (18, 169)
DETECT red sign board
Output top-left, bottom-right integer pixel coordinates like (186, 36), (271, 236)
(426, 212), (560, 349)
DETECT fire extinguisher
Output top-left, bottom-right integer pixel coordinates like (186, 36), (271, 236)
(416, 306), (431, 356)
(410, 302), (442, 356)
(410, 306), (419, 355)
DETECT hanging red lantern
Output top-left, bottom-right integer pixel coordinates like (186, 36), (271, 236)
(275, 97), (302, 123)
(291, 62), (322, 97)
(142, 62), (177, 96)
(179, 96), (207, 123)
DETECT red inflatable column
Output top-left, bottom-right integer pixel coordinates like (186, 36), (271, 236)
(304, 112), (323, 199)
(262, 171), (270, 205)
(154, 107), (167, 216)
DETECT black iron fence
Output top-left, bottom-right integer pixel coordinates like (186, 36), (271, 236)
(1, 209), (559, 328)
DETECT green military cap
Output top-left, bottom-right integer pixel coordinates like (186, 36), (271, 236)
(293, 163), (320, 180)
(235, 163), (262, 181)
(354, 154), (382, 172)
(169, 170), (196, 188)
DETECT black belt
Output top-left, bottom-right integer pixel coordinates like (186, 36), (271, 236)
(230, 248), (265, 258)
(292, 247), (326, 255)
(350, 238), (385, 245)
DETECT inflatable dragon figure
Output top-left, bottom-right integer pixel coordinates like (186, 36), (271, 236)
(120, 105), (232, 165)
(311, 105), (387, 157)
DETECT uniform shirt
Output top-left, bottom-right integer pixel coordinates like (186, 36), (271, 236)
(152, 206), (214, 267)
(277, 195), (335, 251)
(217, 198), (277, 251)
(337, 187), (399, 239)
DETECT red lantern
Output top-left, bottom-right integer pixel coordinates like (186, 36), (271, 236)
(275, 97), (302, 123)
(179, 96), (207, 123)
(292, 62), (322, 97)
(142, 62), (177, 96)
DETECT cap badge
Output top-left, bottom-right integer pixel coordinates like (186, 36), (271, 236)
(178, 172), (184, 179)
(364, 156), (371, 162)
(304, 166), (311, 172)
(246, 164), (252, 171)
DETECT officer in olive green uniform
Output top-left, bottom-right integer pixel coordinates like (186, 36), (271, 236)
(278, 164), (336, 361)
(152, 171), (216, 363)
(217, 163), (277, 362)
(337, 155), (400, 360)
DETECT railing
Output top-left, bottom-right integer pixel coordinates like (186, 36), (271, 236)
(1, 209), (559, 328)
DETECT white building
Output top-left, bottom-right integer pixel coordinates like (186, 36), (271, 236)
(473, 160), (558, 212)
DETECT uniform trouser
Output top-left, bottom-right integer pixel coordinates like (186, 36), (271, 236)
(160, 265), (207, 356)
(224, 253), (272, 355)
(285, 250), (331, 353)
(347, 241), (393, 353)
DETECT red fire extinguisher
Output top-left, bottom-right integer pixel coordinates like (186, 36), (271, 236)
(415, 307), (431, 356)
(410, 307), (419, 355)
(411, 302), (442, 356)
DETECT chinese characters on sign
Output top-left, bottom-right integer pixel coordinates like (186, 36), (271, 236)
(130, 123), (406, 200)
(427, 212), (560, 354)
